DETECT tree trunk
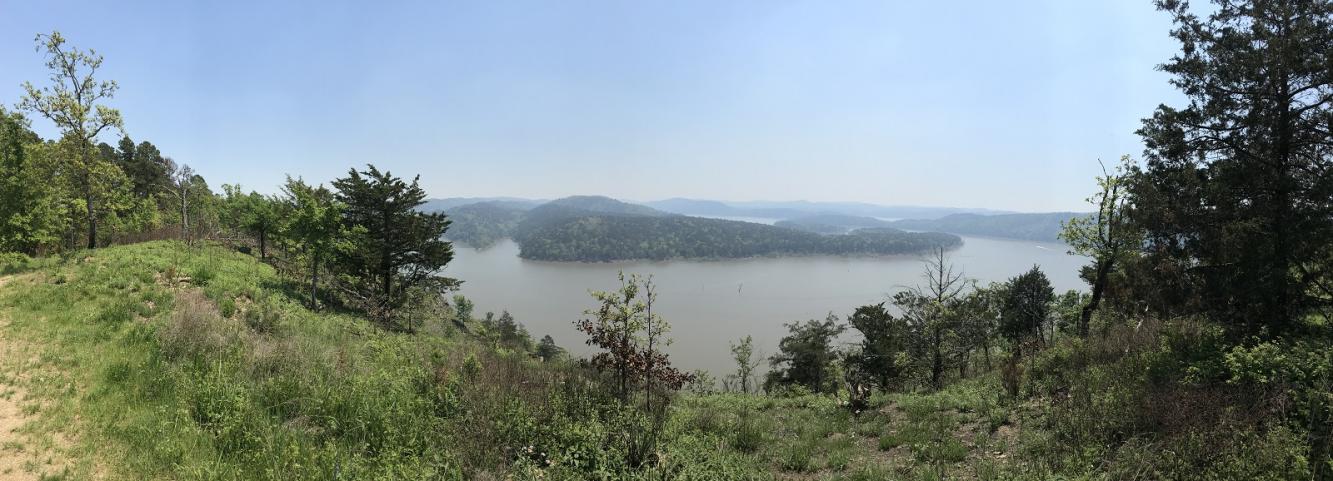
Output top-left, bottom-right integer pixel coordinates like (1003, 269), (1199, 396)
(1080, 259), (1112, 337)
(982, 336), (992, 371)
(82, 149), (97, 249)
(259, 229), (267, 260)
(85, 191), (97, 249)
(931, 327), (944, 388)
(309, 254), (319, 311)
(180, 191), (188, 243)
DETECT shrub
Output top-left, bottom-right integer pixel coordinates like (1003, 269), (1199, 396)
(95, 300), (135, 326)
(836, 463), (894, 481)
(779, 438), (817, 472)
(243, 302), (281, 333)
(158, 291), (237, 362)
(218, 297), (237, 318)
(1000, 357), (1023, 399)
(929, 437), (968, 463)
(688, 407), (724, 435)
(190, 265), (216, 286)
(731, 414), (766, 453)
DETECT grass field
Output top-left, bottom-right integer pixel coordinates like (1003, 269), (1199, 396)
(0, 241), (1321, 480)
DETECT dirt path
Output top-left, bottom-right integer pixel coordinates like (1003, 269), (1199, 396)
(0, 274), (71, 480)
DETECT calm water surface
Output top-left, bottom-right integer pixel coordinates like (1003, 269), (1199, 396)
(443, 236), (1086, 377)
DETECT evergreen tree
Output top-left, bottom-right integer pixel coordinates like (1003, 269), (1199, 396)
(766, 314), (845, 393)
(1134, 0), (1333, 335)
(332, 165), (456, 325)
(131, 140), (168, 200)
(535, 335), (563, 362)
(1000, 265), (1054, 355)
(845, 303), (910, 391)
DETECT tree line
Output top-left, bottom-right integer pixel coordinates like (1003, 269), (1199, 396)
(731, 0), (1333, 471)
(756, 249), (1081, 402)
(1, 31), (456, 330)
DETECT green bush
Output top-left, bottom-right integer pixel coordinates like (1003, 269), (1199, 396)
(0, 251), (31, 274)
(243, 301), (281, 333)
(779, 438), (817, 472)
(190, 264), (216, 286)
(731, 414), (766, 453)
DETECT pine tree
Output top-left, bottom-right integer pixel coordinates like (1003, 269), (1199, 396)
(332, 165), (455, 325)
(1134, 0), (1333, 335)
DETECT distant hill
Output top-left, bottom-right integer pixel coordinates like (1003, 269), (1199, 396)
(887, 212), (1083, 242)
(421, 197), (542, 212)
(775, 214), (896, 234)
(442, 201), (529, 248)
(430, 195), (1025, 258)
(519, 215), (961, 261)
(644, 198), (1009, 220)
(513, 196), (669, 243)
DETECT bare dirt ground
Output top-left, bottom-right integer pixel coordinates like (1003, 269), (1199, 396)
(0, 274), (72, 481)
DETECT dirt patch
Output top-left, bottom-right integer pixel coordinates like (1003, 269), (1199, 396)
(0, 274), (76, 480)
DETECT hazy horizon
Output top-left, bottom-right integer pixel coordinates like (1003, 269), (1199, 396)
(1, 1), (1181, 212)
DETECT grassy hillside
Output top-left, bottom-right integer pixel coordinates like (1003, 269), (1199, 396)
(0, 242), (1322, 480)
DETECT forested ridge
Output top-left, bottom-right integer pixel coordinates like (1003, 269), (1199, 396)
(440, 195), (962, 261)
(0, 1), (1330, 480)
(518, 214), (961, 261)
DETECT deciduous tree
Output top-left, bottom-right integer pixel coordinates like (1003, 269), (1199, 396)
(18, 31), (123, 249)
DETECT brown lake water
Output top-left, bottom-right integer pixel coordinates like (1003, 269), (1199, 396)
(442, 236), (1087, 378)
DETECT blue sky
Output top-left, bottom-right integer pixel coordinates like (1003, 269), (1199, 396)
(0, 1), (1181, 212)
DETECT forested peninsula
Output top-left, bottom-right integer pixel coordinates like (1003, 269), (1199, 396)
(440, 196), (962, 261)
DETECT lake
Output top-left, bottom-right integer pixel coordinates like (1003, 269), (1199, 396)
(442, 236), (1087, 378)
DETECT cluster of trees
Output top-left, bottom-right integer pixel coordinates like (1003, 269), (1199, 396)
(1, 31), (456, 330)
(436, 195), (966, 260)
(518, 215), (961, 261)
(441, 201), (529, 248)
(0, 33), (208, 253)
(574, 273), (694, 467)
(755, 0), (1333, 470)
(773, 214), (895, 235)
(762, 249), (1082, 397)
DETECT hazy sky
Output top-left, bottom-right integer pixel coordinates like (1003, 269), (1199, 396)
(0, 1), (1182, 212)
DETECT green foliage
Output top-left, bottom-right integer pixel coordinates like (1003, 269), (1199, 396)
(1132, 0), (1333, 336)
(0, 107), (65, 254)
(518, 211), (961, 261)
(535, 334), (563, 362)
(766, 314), (845, 393)
(730, 413), (766, 453)
(845, 303), (911, 391)
(442, 201), (528, 248)
(1000, 265), (1053, 351)
(728, 335), (760, 394)
(18, 31), (126, 250)
(332, 164), (456, 325)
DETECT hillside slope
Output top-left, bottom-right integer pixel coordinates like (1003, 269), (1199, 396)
(0, 242), (1319, 480)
